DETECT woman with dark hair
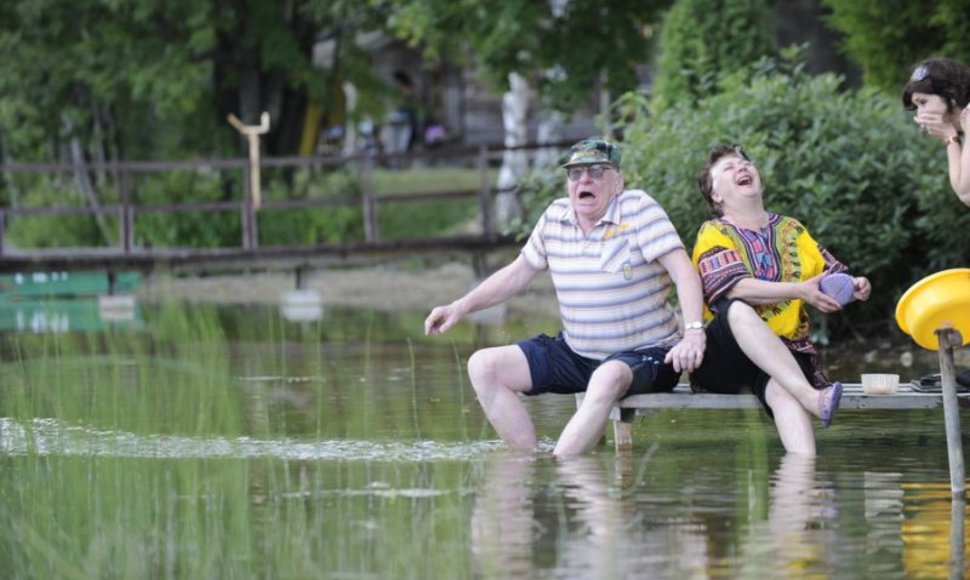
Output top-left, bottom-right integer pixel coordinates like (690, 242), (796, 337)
(902, 57), (970, 206)
(688, 145), (871, 456)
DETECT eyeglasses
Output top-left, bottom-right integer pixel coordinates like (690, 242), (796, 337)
(566, 165), (612, 181)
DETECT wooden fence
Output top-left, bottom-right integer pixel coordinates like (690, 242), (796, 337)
(0, 143), (566, 279)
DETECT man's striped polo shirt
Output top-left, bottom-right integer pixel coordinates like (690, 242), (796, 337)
(521, 189), (685, 360)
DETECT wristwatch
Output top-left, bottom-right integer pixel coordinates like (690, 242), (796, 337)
(684, 321), (705, 331)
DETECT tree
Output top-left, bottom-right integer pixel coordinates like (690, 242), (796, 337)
(822, 0), (970, 92)
(388, 0), (671, 113)
(0, 0), (392, 249)
(387, 0), (672, 229)
(651, 0), (775, 111)
(0, 0), (389, 164)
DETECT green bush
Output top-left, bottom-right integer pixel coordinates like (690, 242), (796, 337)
(518, 58), (970, 333)
(651, 0), (774, 111)
(259, 167), (365, 245)
(133, 171), (240, 248)
(822, 0), (967, 92)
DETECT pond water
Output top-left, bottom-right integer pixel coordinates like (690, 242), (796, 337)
(0, 298), (967, 578)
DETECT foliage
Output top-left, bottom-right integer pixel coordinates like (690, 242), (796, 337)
(259, 168), (365, 245)
(822, 0), (970, 92)
(1, 174), (107, 248)
(651, 0), (775, 111)
(386, 0), (673, 112)
(0, 0), (390, 163)
(517, 56), (970, 330)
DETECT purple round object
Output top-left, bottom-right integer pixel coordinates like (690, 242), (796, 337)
(819, 272), (855, 306)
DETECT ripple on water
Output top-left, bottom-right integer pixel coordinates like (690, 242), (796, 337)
(0, 417), (505, 462)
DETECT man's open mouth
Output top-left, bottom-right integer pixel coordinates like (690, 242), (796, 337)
(579, 191), (595, 199)
(736, 175), (752, 186)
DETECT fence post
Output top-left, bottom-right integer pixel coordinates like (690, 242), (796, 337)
(363, 194), (379, 242)
(478, 145), (493, 241)
(241, 164), (259, 250)
(120, 168), (132, 252)
(359, 157), (379, 242)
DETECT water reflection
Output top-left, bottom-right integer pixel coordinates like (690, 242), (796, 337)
(865, 470), (905, 568)
(745, 455), (840, 576)
(552, 455), (710, 578)
(554, 456), (630, 578)
(471, 452), (711, 578)
(0, 296), (142, 332)
(279, 289), (323, 322)
(471, 451), (538, 578)
(901, 482), (970, 578)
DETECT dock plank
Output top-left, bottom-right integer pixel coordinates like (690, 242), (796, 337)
(576, 383), (970, 425)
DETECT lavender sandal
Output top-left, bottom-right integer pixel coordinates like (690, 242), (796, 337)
(820, 381), (843, 428)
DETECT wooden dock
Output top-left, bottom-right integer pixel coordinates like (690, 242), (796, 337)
(577, 382), (970, 452)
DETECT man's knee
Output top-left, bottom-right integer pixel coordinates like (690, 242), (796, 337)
(467, 347), (527, 392)
(587, 361), (633, 401)
(467, 349), (498, 385)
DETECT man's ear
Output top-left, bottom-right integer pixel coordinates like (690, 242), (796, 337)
(614, 172), (625, 193)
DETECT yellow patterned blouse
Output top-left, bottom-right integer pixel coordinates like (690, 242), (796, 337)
(691, 213), (847, 349)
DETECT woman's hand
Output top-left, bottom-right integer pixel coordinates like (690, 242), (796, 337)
(799, 273), (843, 313)
(852, 276), (871, 302)
(915, 110), (959, 143)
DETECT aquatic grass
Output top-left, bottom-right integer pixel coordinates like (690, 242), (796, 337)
(408, 338), (422, 439)
(0, 304), (245, 440)
(452, 341), (470, 441)
(0, 444), (488, 579)
(0, 298), (961, 577)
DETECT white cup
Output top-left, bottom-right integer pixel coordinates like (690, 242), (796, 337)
(861, 373), (900, 395)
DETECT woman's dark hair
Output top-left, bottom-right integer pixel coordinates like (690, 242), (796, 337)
(902, 57), (970, 112)
(697, 144), (751, 216)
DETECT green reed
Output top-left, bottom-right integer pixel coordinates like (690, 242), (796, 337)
(0, 297), (834, 579)
(0, 300), (493, 579)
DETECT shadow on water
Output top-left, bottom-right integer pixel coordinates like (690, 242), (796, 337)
(0, 299), (968, 577)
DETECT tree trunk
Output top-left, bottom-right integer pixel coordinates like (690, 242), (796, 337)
(64, 118), (112, 245)
(534, 108), (566, 170)
(494, 72), (530, 231)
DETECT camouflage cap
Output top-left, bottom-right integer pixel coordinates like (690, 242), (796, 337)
(561, 139), (621, 169)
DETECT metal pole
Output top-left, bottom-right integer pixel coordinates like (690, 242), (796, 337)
(936, 327), (966, 496)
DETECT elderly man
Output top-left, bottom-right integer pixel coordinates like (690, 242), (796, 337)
(424, 139), (706, 457)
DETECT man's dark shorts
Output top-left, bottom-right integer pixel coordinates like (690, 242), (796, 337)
(516, 332), (680, 398)
(689, 299), (820, 418)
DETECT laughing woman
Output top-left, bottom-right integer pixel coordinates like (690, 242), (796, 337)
(902, 56), (970, 206)
(688, 145), (871, 456)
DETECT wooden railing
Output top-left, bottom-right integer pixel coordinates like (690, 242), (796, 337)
(0, 143), (566, 276)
